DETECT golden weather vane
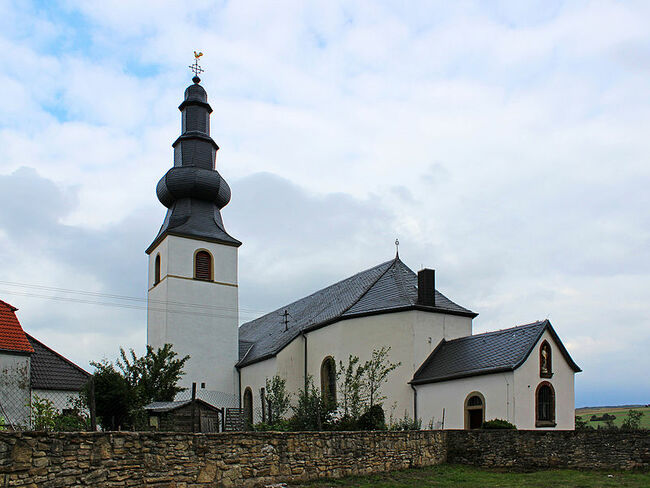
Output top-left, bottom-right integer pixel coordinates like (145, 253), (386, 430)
(189, 51), (204, 78)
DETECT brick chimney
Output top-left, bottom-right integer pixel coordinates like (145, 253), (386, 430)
(417, 268), (435, 306)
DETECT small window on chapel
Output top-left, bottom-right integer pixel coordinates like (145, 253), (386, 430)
(320, 357), (337, 407)
(540, 341), (552, 378)
(195, 250), (212, 281)
(154, 254), (161, 285)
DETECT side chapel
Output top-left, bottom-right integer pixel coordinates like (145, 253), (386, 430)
(145, 73), (581, 430)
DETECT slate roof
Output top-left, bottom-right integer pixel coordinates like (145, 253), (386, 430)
(238, 257), (476, 368)
(144, 399), (222, 413)
(0, 300), (34, 354)
(26, 334), (91, 391)
(410, 320), (581, 385)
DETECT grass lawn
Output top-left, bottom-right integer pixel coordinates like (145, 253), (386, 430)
(575, 406), (650, 429)
(288, 464), (650, 487)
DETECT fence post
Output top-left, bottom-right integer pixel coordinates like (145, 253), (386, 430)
(89, 377), (97, 432)
(191, 382), (197, 433)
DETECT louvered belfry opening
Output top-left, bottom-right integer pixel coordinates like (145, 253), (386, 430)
(195, 251), (212, 280)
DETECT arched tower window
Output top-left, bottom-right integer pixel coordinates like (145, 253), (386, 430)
(243, 387), (253, 429)
(320, 356), (337, 406)
(464, 392), (485, 430)
(535, 382), (556, 427)
(154, 254), (161, 285)
(194, 250), (212, 281)
(540, 341), (552, 378)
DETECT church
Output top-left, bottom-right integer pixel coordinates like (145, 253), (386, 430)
(145, 73), (581, 430)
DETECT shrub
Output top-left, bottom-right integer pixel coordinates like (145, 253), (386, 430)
(575, 416), (593, 430)
(621, 409), (644, 430)
(265, 375), (291, 423)
(253, 420), (292, 432)
(357, 405), (386, 431)
(289, 377), (335, 431)
(30, 395), (57, 431)
(482, 419), (516, 430)
(388, 412), (421, 431)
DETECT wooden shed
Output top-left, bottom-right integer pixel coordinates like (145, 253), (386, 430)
(144, 399), (224, 433)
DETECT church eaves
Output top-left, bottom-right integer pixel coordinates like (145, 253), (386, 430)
(146, 76), (240, 254)
(237, 257), (477, 368)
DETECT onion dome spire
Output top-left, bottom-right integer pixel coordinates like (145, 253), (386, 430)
(146, 67), (241, 254)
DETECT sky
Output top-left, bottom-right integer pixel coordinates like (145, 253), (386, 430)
(0, 0), (648, 408)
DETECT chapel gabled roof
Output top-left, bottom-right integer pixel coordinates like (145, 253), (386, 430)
(26, 334), (91, 391)
(237, 257), (476, 368)
(409, 319), (581, 386)
(0, 300), (34, 354)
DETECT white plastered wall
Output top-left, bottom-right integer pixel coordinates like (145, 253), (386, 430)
(239, 356), (277, 423)
(512, 329), (576, 430)
(0, 353), (31, 428)
(415, 328), (577, 430)
(147, 235), (239, 395)
(238, 310), (473, 421)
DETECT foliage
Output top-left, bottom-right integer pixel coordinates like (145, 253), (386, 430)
(481, 418), (516, 430)
(621, 409), (644, 430)
(337, 355), (367, 420)
(290, 376), (335, 431)
(53, 396), (90, 431)
(363, 346), (401, 408)
(388, 411), (421, 431)
(357, 404), (386, 431)
(30, 394), (57, 431)
(253, 419), (292, 432)
(87, 359), (133, 430)
(0, 416), (4, 430)
(574, 415), (593, 430)
(88, 344), (189, 431)
(265, 375), (292, 423)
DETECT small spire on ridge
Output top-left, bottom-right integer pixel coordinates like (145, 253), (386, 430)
(395, 238), (400, 259)
(189, 51), (204, 83)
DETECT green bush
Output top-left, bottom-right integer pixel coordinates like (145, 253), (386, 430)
(357, 405), (386, 431)
(253, 420), (292, 432)
(388, 412), (421, 431)
(621, 410), (644, 430)
(481, 419), (516, 429)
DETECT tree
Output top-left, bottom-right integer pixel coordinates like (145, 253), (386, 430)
(87, 359), (133, 430)
(362, 346), (401, 407)
(621, 409), (644, 430)
(337, 355), (366, 420)
(89, 344), (189, 430)
(265, 375), (291, 423)
(118, 344), (189, 405)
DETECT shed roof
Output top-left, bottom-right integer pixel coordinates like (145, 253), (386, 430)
(0, 300), (34, 354)
(26, 334), (91, 391)
(144, 399), (222, 413)
(410, 319), (581, 385)
(238, 257), (476, 367)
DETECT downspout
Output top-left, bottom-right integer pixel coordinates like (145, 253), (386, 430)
(411, 384), (418, 423)
(237, 367), (242, 408)
(302, 330), (308, 389)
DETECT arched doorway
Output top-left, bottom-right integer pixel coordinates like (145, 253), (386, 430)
(464, 392), (485, 429)
(243, 387), (253, 428)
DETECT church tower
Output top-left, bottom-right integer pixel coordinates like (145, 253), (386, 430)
(146, 72), (241, 395)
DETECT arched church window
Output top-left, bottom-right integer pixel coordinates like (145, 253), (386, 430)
(154, 254), (161, 285)
(320, 357), (337, 406)
(464, 392), (485, 429)
(539, 341), (552, 378)
(536, 382), (556, 427)
(243, 387), (253, 429)
(194, 250), (212, 281)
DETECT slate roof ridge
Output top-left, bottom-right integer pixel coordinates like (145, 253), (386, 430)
(334, 257), (401, 318)
(239, 258), (395, 333)
(26, 333), (91, 378)
(444, 320), (547, 344)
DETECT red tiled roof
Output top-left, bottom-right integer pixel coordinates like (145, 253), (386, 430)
(0, 300), (34, 354)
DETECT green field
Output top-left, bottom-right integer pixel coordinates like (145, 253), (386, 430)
(575, 406), (650, 429)
(288, 465), (650, 487)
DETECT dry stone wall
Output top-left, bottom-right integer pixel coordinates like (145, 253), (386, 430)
(0, 430), (446, 487)
(1, 430), (649, 487)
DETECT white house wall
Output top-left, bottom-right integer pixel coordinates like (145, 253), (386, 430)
(416, 372), (514, 429)
(0, 353), (31, 428)
(147, 235), (239, 396)
(238, 309), (473, 422)
(239, 356), (277, 423)
(512, 329), (576, 430)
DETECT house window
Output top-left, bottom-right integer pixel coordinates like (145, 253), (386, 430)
(154, 254), (161, 285)
(464, 392), (485, 430)
(320, 356), (337, 406)
(540, 341), (552, 378)
(536, 382), (556, 427)
(243, 387), (253, 428)
(194, 250), (212, 281)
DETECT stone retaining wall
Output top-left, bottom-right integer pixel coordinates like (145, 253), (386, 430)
(1, 430), (648, 487)
(0, 430), (446, 487)
(446, 430), (650, 470)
